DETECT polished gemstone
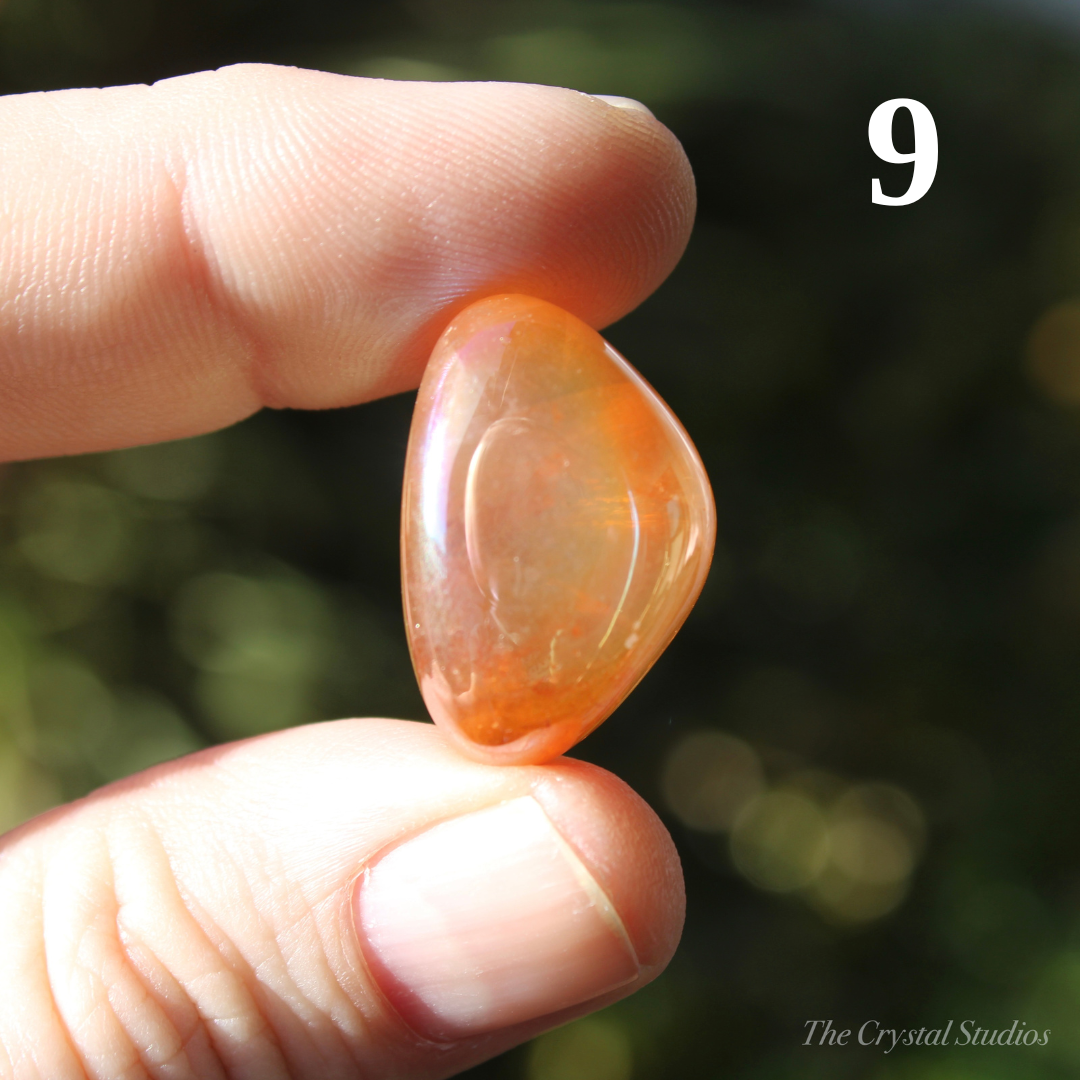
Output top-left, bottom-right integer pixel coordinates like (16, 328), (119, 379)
(402, 295), (715, 765)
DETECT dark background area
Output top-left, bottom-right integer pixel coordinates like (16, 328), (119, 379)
(4, 0), (1080, 1077)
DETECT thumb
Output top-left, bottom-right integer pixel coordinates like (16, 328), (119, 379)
(0, 718), (683, 1079)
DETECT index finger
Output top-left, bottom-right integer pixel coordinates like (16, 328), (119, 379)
(0, 64), (695, 461)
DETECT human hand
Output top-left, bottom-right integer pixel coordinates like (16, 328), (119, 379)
(0, 65), (695, 1078)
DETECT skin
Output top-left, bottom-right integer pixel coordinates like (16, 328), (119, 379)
(0, 65), (696, 1079)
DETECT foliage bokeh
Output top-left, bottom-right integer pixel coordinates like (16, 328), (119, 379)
(5, 0), (1080, 1077)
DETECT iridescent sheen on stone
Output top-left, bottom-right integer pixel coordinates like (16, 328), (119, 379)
(402, 295), (715, 765)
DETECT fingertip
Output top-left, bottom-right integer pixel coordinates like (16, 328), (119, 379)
(349, 729), (684, 1043)
(422, 721), (688, 975)
(530, 757), (686, 976)
(389, 720), (686, 978)
(193, 71), (696, 405)
(355, 794), (642, 1041)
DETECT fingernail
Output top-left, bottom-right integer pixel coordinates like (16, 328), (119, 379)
(592, 94), (654, 117)
(355, 796), (640, 1041)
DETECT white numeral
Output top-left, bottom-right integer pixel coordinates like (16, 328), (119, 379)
(869, 98), (938, 206)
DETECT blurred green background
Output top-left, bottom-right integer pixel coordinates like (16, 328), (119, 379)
(5, 0), (1080, 1076)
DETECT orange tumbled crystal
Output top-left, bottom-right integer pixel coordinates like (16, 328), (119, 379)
(402, 295), (715, 765)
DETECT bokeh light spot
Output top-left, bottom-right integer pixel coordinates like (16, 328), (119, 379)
(24, 655), (115, 768)
(731, 789), (830, 892)
(808, 782), (924, 924)
(828, 816), (913, 886)
(104, 434), (219, 502)
(172, 571), (335, 738)
(1027, 300), (1080, 405)
(18, 479), (134, 586)
(88, 690), (203, 781)
(662, 729), (764, 831)
(527, 1014), (632, 1080)
(0, 744), (61, 832)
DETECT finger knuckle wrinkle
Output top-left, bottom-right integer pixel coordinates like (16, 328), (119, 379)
(38, 816), (229, 1080)
(165, 151), (284, 414)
